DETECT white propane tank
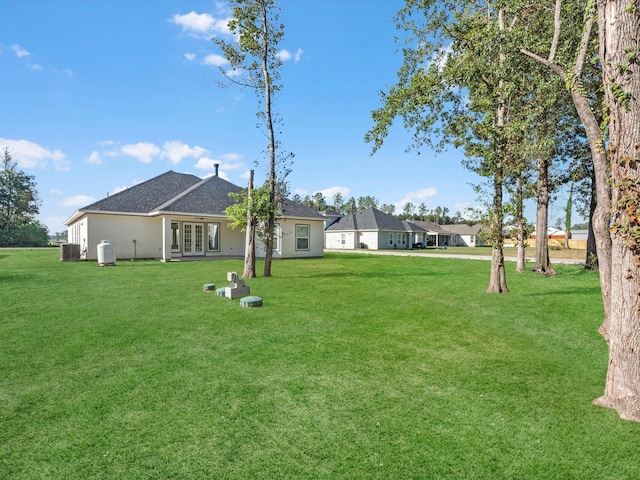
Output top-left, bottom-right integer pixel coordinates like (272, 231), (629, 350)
(97, 239), (116, 266)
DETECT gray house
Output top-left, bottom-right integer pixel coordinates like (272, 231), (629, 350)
(325, 207), (426, 250)
(65, 170), (326, 261)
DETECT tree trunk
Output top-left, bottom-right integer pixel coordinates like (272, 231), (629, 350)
(533, 156), (556, 275)
(261, 3), (276, 278)
(488, 9), (509, 294)
(487, 165), (509, 293)
(243, 170), (256, 279)
(564, 182), (573, 249)
(593, 0), (640, 422)
(515, 176), (526, 273)
(585, 174), (598, 270)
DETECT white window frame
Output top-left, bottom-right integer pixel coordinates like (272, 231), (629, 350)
(207, 222), (220, 252)
(295, 224), (310, 251)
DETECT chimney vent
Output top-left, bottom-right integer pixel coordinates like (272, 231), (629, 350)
(214, 163), (219, 177)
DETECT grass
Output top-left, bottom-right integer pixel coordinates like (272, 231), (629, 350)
(412, 245), (587, 260)
(1, 249), (638, 479)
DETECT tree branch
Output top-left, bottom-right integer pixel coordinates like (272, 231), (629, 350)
(520, 48), (568, 80)
(573, 5), (595, 78)
(548, 0), (562, 63)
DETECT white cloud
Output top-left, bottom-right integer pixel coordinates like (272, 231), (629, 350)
(0, 137), (69, 170)
(204, 53), (229, 67)
(293, 188), (307, 196)
(87, 151), (102, 164)
(171, 11), (231, 37)
(395, 187), (438, 211)
(276, 48), (304, 63)
(161, 140), (208, 164)
(58, 195), (95, 207)
(276, 49), (291, 61)
(49, 189), (64, 195)
(11, 44), (30, 58)
(31, 64), (43, 71)
(120, 142), (160, 163)
(184, 52), (196, 61)
(112, 185), (130, 195)
(318, 186), (349, 200)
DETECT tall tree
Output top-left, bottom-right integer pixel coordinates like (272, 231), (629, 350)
(366, 1), (522, 292)
(592, 0), (640, 422)
(0, 148), (43, 247)
(519, 0), (612, 326)
(214, 0), (290, 277)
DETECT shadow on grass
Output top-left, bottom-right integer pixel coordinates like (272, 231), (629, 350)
(525, 287), (602, 297)
(0, 255), (10, 261)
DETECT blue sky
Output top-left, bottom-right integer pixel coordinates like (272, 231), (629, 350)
(2, 0), (528, 235)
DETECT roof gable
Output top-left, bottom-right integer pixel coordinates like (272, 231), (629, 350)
(326, 208), (422, 232)
(156, 175), (242, 215)
(79, 170), (201, 214)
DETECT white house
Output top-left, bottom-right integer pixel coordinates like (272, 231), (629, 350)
(325, 207), (427, 250)
(65, 170), (325, 261)
(410, 221), (485, 247)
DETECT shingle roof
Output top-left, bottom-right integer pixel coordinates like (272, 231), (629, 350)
(326, 208), (425, 232)
(67, 170), (325, 222)
(155, 175), (243, 215)
(80, 170), (202, 213)
(411, 220), (483, 235)
(279, 198), (326, 220)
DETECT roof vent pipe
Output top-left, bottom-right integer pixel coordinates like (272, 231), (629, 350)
(214, 163), (219, 177)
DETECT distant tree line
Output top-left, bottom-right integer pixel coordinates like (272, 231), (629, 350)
(291, 191), (477, 225)
(0, 148), (49, 247)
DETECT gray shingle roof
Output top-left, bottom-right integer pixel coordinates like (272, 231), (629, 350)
(80, 170), (202, 213)
(155, 175), (243, 215)
(326, 208), (426, 232)
(71, 170), (325, 221)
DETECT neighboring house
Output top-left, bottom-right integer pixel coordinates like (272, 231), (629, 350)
(325, 207), (427, 250)
(65, 169), (325, 261)
(531, 226), (566, 240)
(411, 221), (485, 247)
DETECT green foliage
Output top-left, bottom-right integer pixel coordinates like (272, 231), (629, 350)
(2, 250), (639, 478)
(225, 183), (275, 244)
(0, 148), (44, 247)
(610, 174), (640, 260)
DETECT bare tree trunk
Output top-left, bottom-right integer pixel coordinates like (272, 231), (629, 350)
(564, 182), (573, 249)
(488, 9), (509, 294)
(593, 0), (640, 422)
(261, 2), (276, 277)
(488, 164), (509, 293)
(515, 176), (526, 273)
(533, 156), (556, 275)
(243, 170), (256, 279)
(585, 175), (598, 270)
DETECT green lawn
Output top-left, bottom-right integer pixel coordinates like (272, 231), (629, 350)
(1, 249), (638, 479)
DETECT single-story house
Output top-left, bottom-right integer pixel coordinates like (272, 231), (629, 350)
(410, 221), (486, 247)
(64, 169), (325, 261)
(325, 207), (427, 250)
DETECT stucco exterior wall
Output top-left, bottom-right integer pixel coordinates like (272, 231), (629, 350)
(264, 219), (324, 258)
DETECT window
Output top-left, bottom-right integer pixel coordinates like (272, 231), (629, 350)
(273, 223), (281, 251)
(398, 233), (407, 245)
(207, 223), (220, 251)
(389, 233), (394, 245)
(341, 233), (346, 245)
(171, 222), (180, 251)
(296, 224), (310, 250)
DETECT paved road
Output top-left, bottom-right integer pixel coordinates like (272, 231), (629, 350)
(324, 249), (585, 265)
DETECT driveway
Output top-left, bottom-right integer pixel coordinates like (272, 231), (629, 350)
(324, 249), (585, 265)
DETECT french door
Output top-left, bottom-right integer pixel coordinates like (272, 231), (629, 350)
(183, 223), (204, 256)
